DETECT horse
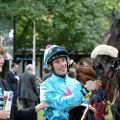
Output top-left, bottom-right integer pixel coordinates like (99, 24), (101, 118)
(91, 9), (120, 120)
(68, 61), (109, 120)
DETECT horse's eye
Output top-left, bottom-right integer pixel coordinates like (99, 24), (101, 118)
(113, 61), (120, 69)
(112, 58), (120, 69)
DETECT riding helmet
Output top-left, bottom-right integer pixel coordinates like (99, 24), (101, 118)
(44, 45), (68, 68)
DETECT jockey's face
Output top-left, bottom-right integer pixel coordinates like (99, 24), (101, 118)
(52, 56), (67, 76)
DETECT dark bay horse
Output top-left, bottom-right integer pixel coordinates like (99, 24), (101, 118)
(91, 9), (120, 120)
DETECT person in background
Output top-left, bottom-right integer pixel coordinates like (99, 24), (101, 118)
(42, 67), (52, 81)
(7, 63), (19, 92)
(0, 47), (49, 120)
(40, 45), (102, 120)
(36, 77), (42, 103)
(68, 68), (76, 78)
(18, 64), (39, 109)
(6, 63), (19, 106)
(68, 59), (77, 78)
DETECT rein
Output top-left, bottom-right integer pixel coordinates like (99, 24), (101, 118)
(101, 82), (119, 105)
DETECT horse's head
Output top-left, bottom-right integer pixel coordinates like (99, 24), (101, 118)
(104, 9), (120, 51)
(91, 44), (119, 80)
(92, 55), (120, 80)
(93, 9), (120, 80)
(91, 9), (120, 103)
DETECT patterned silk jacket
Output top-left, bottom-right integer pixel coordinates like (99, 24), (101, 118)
(40, 74), (88, 120)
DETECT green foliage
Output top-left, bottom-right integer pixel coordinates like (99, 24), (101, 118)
(0, 0), (120, 53)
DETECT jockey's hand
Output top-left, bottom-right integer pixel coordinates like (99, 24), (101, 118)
(40, 101), (50, 108)
(85, 80), (102, 91)
(94, 80), (102, 90)
(35, 101), (50, 112)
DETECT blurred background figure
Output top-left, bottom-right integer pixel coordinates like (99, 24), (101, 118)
(6, 63), (19, 106)
(68, 58), (77, 78)
(68, 68), (76, 78)
(5, 50), (13, 60)
(8, 29), (14, 46)
(18, 64), (39, 109)
(36, 76), (42, 103)
(42, 67), (52, 81)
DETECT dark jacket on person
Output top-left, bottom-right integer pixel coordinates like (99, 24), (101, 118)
(42, 72), (52, 81)
(0, 78), (37, 120)
(6, 71), (18, 95)
(18, 72), (39, 101)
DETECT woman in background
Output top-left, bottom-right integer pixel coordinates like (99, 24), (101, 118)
(0, 47), (49, 120)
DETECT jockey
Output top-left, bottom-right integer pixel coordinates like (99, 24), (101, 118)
(40, 45), (102, 120)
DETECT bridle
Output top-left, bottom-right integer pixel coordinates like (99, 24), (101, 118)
(78, 58), (120, 119)
(97, 57), (120, 116)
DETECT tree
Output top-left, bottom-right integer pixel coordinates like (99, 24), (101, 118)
(0, 0), (120, 53)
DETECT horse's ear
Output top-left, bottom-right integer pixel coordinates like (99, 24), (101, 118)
(111, 8), (117, 20)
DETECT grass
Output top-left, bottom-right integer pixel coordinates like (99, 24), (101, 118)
(105, 106), (113, 120)
(38, 110), (46, 120)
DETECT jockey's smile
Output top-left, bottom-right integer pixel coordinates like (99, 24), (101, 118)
(52, 57), (67, 76)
